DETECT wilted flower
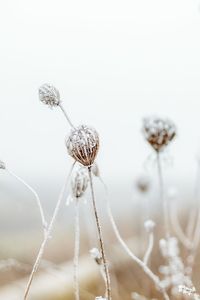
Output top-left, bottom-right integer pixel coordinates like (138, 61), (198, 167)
(144, 220), (156, 233)
(0, 160), (6, 169)
(71, 168), (89, 199)
(66, 125), (99, 166)
(90, 248), (103, 265)
(143, 116), (176, 152)
(39, 83), (60, 107)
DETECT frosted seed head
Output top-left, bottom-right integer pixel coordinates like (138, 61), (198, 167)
(66, 125), (99, 167)
(39, 83), (60, 107)
(0, 160), (6, 170)
(71, 167), (89, 199)
(144, 220), (155, 233)
(143, 116), (176, 152)
(90, 248), (103, 265)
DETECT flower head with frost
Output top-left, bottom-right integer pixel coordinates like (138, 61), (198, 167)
(67, 168), (89, 205)
(0, 160), (6, 169)
(90, 247), (103, 265)
(144, 220), (155, 233)
(39, 83), (60, 107)
(143, 116), (176, 152)
(66, 125), (99, 166)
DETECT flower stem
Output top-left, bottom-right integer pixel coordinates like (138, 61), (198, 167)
(157, 153), (170, 239)
(88, 167), (112, 300)
(23, 162), (75, 300)
(74, 199), (80, 300)
(58, 103), (75, 128)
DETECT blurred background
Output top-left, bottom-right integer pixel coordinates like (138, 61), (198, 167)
(0, 0), (200, 298)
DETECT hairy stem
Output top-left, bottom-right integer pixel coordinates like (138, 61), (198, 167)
(143, 232), (154, 266)
(88, 167), (112, 300)
(74, 199), (80, 300)
(23, 162), (75, 300)
(7, 169), (47, 238)
(58, 103), (75, 128)
(157, 153), (170, 239)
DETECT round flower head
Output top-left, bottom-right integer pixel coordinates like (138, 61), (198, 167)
(71, 167), (89, 199)
(0, 160), (6, 170)
(39, 83), (60, 107)
(66, 125), (99, 167)
(143, 116), (176, 152)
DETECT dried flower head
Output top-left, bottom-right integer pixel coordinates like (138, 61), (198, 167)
(39, 83), (60, 107)
(0, 160), (6, 170)
(66, 125), (99, 167)
(71, 167), (89, 199)
(144, 220), (156, 233)
(90, 248), (103, 265)
(143, 116), (176, 152)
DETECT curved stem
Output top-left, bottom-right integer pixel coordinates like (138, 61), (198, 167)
(23, 162), (75, 300)
(74, 199), (80, 300)
(143, 232), (154, 266)
(58, 103), (75, 128)
(7, 169), (47, 237)
(106, 201), (169, 300)
(88, 167), (112, 300)
(157, 153), (170, 239)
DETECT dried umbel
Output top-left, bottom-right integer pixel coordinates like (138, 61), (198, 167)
(71, 168), (89, 199)
(39, 83), (60, 107)
(66, 125), (99, 167)
(143, 116), (176, 152)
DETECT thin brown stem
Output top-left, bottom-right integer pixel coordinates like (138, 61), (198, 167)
(23, 162), (75, 300)
(88, 167), (112, 300)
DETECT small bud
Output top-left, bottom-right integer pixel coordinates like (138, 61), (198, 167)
(136, 175), (151, 193)
(39, 83), (60, 107)
(66, 125), (99, 166)
(0, 160), (6, 170)
(90, 248), (103, 265)
(144, 220), (155, 233)
(71, 168), (89, 199)
(143, 116), (176, 152)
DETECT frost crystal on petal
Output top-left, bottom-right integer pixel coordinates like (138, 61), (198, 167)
(66, 125), (99, 166)
(39, 83), (60, 107)
(143, 116), (176, 152)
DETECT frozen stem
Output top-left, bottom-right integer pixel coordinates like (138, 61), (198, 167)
(143, 232), (154, 266)
(88, 167), (112, 300)
(74, 199), (80, 300)
(7, 169), (47, 238)
(58, 103), (75, 129)
(23, 162), (75, 300)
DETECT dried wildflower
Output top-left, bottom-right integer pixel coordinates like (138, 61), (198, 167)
(71, 168), (89, 199)
(143, 116), (176, 152)
(144, 220), (155, 233)
(90, 248), (103, 265)
(136, 174), (151, 193)
(39, 83), (60, 107)
(66, 125), (99, 167)
(0, 160), (6, 169)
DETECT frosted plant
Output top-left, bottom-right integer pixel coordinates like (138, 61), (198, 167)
(95, 297), (107, 300)
(0, 160), (47, 237)
(159, 237), (192, 295)
(142, 116), (176, 239)
(179, 285), (200, 299)
(24, 85), (111, 300)
(143, 220), (155, 266)
(39, 83), (75, 128)
(70, 167), (89, 300)
(135, 174), (151, 194)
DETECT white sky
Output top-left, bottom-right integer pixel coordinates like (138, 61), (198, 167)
(0, 0), (200, 204)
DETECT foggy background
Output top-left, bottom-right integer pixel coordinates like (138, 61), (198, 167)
(0, 0), (200, 232)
